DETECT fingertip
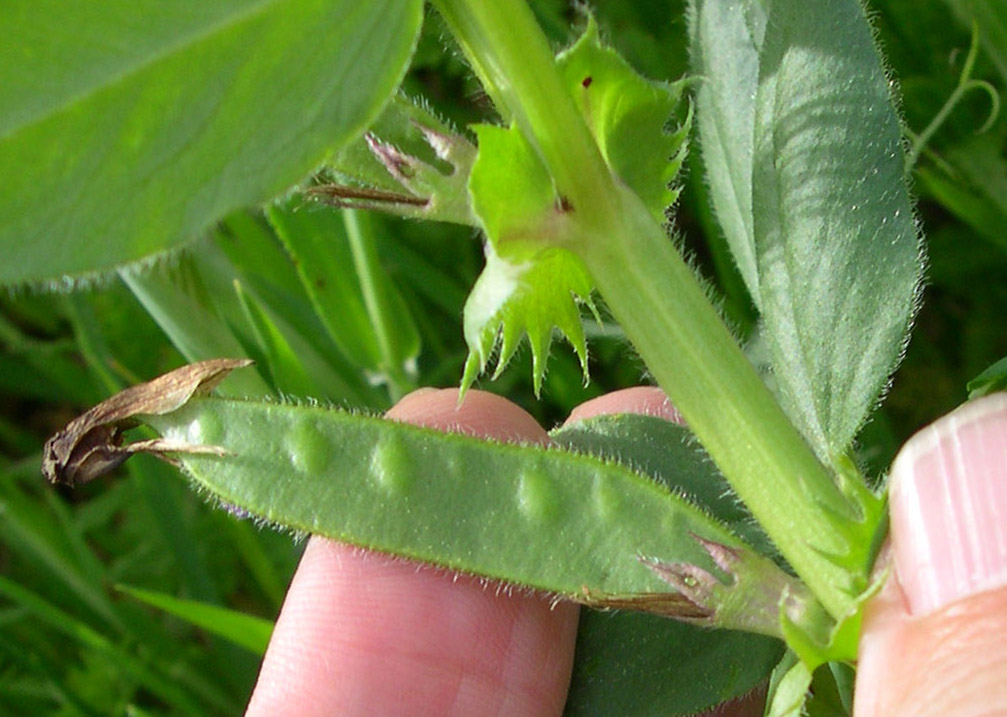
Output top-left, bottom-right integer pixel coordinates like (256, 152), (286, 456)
(388, 388), (550, 445)
(249, 537), (580, 716)
(855, 578), (1007, 716)
(855, 394), (1007, 716)
(566, 386), (682, 425)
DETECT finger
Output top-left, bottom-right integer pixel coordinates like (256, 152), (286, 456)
(855, 393), (1007, 716)
(566, 385), (683, 425)
(246, 389), (579, 717)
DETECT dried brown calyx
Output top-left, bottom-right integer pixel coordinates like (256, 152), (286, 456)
(42, 358), (251, 486)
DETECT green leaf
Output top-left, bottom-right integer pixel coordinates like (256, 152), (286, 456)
(117, 585), (273, 656)
(968, 355), (1007, 398)
(268, 203), (421, 400)
(752, 0), (923, 462)
(209, 218), (388, 407)
(0, 0), (423, 286)
(557, 18), (691, 225)
(121, 237), (382, 406)
(0, 475), (122, 632)
(342, 210), (421, 400)
(693, 0), (923, 464)
(765, 656), (852, 717)
(917, 134), (1007, 256)
(118, 255), (272, 398)
(267, 202), (382, 370)
(464, 123), (597, 395)
(126, 458), (223, 605)
(812, 663), (855, 716)
(0, 309), (101, 405)
(144, 396), (748, 603)
(688, 0), (767, 307)
(0, 638), (103, 717)
(217, 212), (308, 301)
(565, 611), (782, 716)
(765, 651), (812, 717)
(233, 280), (318, 399)
(215, 517), (289, 611)
(0, 575), (207, 714)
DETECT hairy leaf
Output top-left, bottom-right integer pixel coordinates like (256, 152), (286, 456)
(558, 18), (691, 225)
(0, 0), (422, 286)
(688, 0), (766, 307)
(463, 123), (596, 395)
(752, 0), (923, 462)
(565, 611), (782, 716)
(693, 0), (923, 462)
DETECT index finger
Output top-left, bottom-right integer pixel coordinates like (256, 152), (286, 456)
(246, 388), (578, 717)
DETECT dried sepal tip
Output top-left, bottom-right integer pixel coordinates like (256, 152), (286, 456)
(42, 358), (251, 486)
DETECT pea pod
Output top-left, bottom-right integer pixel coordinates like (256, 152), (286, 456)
(146, 396), (743, 601)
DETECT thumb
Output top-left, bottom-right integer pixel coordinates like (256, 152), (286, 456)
(855, 393), (1007, 716)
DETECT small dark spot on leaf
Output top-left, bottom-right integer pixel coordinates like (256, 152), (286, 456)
(582, 76), (593, 88)
(558, 195), (573, 213)
(314, 277), (326, 290)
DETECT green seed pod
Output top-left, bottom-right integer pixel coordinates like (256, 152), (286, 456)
(145, 396), (743, 602)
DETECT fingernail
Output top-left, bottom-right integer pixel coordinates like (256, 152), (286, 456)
(890, 393), (1007, 616)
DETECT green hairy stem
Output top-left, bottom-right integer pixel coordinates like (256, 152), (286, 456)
(433, 0), (861, 620)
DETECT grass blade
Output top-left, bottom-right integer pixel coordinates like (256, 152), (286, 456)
(117, 584), (273, 656)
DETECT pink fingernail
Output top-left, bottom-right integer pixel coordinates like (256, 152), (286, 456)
(890, 393), (1007, 616)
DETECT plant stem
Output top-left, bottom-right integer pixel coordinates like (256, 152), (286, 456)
(432, 0), (617, 218)
(435, 0), (864, 620)
(581, 196), (856, 619)
(343, 210), (414, 401)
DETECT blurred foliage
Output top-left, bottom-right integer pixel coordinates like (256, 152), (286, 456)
(1, 0), (1005, 713)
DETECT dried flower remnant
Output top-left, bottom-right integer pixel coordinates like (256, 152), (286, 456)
(42, 358), (251, 486)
